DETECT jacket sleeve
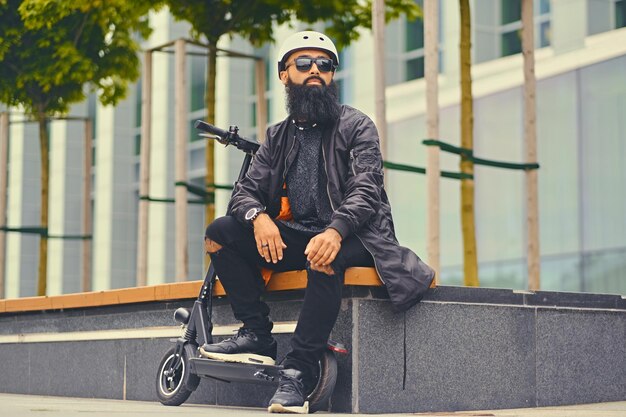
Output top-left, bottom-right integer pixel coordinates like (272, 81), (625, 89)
(226, 133), (273, 224)
(327, 115), (383, 239)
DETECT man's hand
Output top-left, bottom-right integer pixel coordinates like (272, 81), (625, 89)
(253, 213), (287, 263)
(305, 228), (342, 274)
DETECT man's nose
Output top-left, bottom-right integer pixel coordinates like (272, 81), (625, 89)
(309, 62), (320, 74)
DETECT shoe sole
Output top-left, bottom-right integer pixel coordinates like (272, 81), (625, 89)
(198, 348), (276, 366)
(267, 401), (309, 414)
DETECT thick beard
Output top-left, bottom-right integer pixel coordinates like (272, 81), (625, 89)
(285, 78), (341, 125)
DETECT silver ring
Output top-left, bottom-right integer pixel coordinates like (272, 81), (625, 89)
(262, 243), (269, 248)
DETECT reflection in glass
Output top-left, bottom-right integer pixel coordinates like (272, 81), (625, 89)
(406, 56), (425, 80)
(190, 56), (207, 112)
(540, 21), (551, 47)
(582, 249), (626, 294)
(540, 254), (582, 292)
(406, 12), (424, 51)
(501, 30), (522, 57)
(540, 0), (551, 14)
(617, 0), (626, 28)
(501, 0), (522, 24)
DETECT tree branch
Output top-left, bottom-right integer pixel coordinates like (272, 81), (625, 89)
(74, 11), (91, 47)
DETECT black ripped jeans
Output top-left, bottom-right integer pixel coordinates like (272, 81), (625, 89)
(205, 215), (373, 380)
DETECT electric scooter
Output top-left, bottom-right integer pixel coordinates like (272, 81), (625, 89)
(155, 120), (347, 413)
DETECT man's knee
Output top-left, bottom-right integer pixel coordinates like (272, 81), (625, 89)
(204, 215), (242, 252)
(204, 237), (222, 254)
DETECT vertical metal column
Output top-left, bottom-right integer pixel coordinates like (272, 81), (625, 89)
(136, 51), (152, 286)
(522, 0), (540, 290)
(372, 0), (388, 163)
(425, 0), (441, 281)
(82, 118), (93, 292)
(174, 39), (189, 282)
(0, 112), (9, 299)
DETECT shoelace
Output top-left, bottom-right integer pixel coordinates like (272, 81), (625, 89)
(223, 327), (253, 343)
(277, 375), (303, 394)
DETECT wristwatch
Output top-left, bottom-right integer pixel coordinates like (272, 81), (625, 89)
(244, 207), (265, 223)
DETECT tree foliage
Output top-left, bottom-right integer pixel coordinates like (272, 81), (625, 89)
(0, 0), (153, 116)
(166, 0), (420, 47)
(0, 0), (156, 296)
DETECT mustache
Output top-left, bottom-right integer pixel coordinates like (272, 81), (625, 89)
(304, 76), (326, 86)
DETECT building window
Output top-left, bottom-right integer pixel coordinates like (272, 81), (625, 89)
(500, 0), (551, 57)
(248, 44), (276, 126)
(475, 0), (551, 63)
(404, 6), (425, 80)
(399, 0), (427, 81)
(617, 0), (626, 28)
(87, 93), (97, 164)
(133, 79), (142, 155)
(188, 51), (209, 143)
(190, 55), (207, 113)
(588, 0), (626, 36)
(248, 44), (273, 137)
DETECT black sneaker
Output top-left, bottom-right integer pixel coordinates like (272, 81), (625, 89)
(267, 369), (309, 414)
(199, 327), (277, 365)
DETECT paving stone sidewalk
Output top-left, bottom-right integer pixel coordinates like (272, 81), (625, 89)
(0, 394), (625, 417)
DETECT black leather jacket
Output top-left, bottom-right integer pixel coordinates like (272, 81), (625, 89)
(227, 105), (435, 311)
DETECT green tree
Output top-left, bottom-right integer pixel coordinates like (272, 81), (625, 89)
(0, 0), (154, 296)
(164, 0), (419, 223)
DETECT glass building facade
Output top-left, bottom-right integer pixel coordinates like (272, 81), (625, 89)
(386, 54), (626, 294)
(3, 1), (626, 297)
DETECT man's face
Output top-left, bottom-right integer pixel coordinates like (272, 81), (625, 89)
(279, 49), (334, 87)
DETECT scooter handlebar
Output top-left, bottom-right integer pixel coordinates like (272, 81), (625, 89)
(193, 120), (229, 138)
(193, 120), (260, 154)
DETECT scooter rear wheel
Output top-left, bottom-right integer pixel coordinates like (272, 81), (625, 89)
(307, 350), (338, 413)
(156, 344), (200, 406)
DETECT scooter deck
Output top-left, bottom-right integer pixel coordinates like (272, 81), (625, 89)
(189, 356), (281, 385)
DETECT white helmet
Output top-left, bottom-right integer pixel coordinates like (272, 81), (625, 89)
(277, 30), (339, 78)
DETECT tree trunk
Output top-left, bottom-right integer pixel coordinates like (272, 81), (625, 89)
(0, 112), (9, 299)
(372, 0), (388, 164)
(522, 0), (540, 290)
(425, 0), (441, 281)
(205, 46), (217, 224)
(175, 39), (189, 282)
(37, 112), (49, 296)
(459, 0), (479, 287)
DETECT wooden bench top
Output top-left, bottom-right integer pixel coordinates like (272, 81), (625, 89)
(0, 267), (383, 314)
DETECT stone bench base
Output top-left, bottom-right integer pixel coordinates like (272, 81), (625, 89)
(0, 286), (624, 413)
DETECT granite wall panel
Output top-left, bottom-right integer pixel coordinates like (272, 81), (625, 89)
(536, 309), (626, 406)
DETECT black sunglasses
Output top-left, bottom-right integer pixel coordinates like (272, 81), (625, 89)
(286, 57), (336, 73)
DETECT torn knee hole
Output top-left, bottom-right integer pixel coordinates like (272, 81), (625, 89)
(204, 239), (223, 254)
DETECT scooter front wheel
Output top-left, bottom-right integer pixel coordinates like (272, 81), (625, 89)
(156, 344), (200, 406)
(307, 350), (338, 413)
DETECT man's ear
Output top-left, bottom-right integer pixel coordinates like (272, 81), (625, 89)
(279, 71), (289, 86)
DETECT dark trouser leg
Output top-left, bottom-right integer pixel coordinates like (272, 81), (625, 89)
(206, 216), (272, 333)
(205, 216), (312, 334)
(283, 235), (374, 383)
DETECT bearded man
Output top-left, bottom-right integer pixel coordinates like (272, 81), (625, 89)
(201, 31), (434, 413)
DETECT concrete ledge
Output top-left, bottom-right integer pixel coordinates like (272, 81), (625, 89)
(0, 286), (624, 413)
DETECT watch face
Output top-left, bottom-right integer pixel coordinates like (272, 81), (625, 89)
(245, 208), (258, 220)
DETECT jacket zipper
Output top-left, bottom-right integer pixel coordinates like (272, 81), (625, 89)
(349, 149), (357, 176)
(321, 144), (335, 211)
(283, 134), (297, 181)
